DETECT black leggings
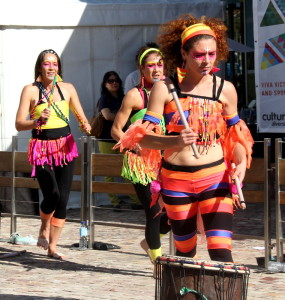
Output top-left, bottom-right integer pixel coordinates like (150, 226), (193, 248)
(36, 160), (75, 220)
(133, 183), (171, 250)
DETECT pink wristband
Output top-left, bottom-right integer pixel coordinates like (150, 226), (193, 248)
(229, 182), (243, 194)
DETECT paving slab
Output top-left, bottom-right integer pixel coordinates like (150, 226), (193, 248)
(0, 204), (284, 300)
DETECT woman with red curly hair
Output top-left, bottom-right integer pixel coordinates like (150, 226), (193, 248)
(115, 14), (254, 263)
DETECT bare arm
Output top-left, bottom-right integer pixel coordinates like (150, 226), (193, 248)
(15, 84), (50, 131)
(222, 80), (247, 182)
(111, 88), (139, 142)
(101, 108), (116, 121)
(67, 83), (91, 134)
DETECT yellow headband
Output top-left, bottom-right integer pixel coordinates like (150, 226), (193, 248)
(181, 23), (216, 47)
(139, 48), (161, 65)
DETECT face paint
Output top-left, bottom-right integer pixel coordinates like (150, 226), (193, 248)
(42, 55), (58, 69)
(145, 59), (164, 70)
(191, 50), (216, 61)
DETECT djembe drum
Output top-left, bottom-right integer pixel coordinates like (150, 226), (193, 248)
(155, 256), (250, 300)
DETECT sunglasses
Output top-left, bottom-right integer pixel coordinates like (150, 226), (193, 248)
(107, 78), (119, 84)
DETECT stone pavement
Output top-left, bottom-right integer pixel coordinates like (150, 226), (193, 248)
(0, 204), (285, 300)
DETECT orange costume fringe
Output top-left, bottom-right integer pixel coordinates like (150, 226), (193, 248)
(115, 98), (254, 185)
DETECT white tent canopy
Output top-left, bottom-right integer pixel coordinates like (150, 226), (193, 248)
(0, 0), (224, 150)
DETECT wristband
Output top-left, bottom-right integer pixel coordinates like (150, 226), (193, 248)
(229, 182), (243, 195)
(34, 118), (47, 127)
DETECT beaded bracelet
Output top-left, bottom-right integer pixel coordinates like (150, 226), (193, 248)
(79, 121), (91, 133)
(34, 118), (47, 127)
(34, 118), (47, 135)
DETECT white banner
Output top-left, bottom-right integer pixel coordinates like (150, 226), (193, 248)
(253, 0), (285, 133)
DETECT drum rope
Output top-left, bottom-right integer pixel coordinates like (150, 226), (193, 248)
(155, 261), (161, 300)
(155, 256), (250, 300)
(168, 262), (179, 298)
(179, 259), (208, 300)
(228, 268), (239, 300)
(199, 262), (206, 297)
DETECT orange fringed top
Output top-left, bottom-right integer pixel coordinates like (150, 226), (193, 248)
(164, 96), (254, 169)
(115, 102), (254, 183)
(220, 118), (254, 169)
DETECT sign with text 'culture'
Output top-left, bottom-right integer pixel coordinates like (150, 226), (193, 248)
(253, 0), (285, 133)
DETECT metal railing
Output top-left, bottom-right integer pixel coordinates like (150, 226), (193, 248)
(274, 139), (285, 264)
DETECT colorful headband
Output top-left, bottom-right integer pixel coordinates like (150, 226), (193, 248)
(181, 23), (216, 47)
(139, 48), (161, 65)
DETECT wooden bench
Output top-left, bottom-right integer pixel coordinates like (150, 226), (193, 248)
(243, 157), (266, 203)
(90, 153), (136, 195)
(0, 151), (82, 191)
(0, 150), (83, 234)
(88, 153), (139, 245)
(242, 157), (285, 204)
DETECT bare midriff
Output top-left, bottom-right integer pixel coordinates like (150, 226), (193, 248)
(164, 142), (224, 166)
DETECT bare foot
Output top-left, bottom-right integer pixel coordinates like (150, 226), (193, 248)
(37, 220), (50, 250)
(48, 252), (65, 260)
(37, 238), (49, 250)
(140, 239), (153, 264)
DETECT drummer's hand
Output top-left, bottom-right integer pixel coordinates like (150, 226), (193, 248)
(232, 194), (242, 210)
(232, 160), (246, 184)
(177, 128), (198, 147)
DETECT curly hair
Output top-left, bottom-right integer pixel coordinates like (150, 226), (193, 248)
(157, 14), (228, 75)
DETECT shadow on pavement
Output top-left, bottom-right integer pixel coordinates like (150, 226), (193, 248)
(0, 246), (150, 278)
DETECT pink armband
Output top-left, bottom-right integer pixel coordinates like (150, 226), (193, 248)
(229, 182), (243, 195)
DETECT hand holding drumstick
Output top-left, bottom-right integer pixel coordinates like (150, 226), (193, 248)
(231, 162), (246, 210)
(169, 84), (200, 159)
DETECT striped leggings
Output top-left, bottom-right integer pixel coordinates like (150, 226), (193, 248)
(161, 158), (233, 262)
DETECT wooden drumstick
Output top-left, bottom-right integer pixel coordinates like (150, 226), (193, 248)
(231, 162), (246, 210)
(169, 84), (200, 159)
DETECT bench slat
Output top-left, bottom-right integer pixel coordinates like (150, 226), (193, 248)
(0, 151), (12, 172)
(0, 176), (12, 187)
(244, 158), (264, 184)
(279, 159), (285, 186)
(91, 154), (123, 176)
(92, 181), (136, 194)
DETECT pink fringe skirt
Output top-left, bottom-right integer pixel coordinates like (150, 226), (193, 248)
(28, 134), (79, 177)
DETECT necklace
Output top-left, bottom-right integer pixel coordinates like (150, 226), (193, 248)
(142, 87), (150, 96)
(36, 79), (70, 125)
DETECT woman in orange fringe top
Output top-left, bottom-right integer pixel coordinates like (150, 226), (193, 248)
(115, 14), (254, 263)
